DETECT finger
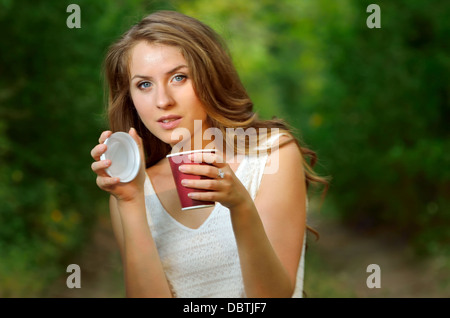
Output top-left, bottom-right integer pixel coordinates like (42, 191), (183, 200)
(181, 178), (222, 191)
(91, 143), (107, 161)
(187, 190), (218, 202)
(99, 130), (112, 144)
(91, 159), (112, 177)
(128, 127), (142, 145)
(179, 163), (223, 179)
(96, 175), (121, 189)
(128, 127), (146, 165)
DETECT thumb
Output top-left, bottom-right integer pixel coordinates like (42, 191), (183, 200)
(129, 127), (146, 162)
(129, 127), (143, 147)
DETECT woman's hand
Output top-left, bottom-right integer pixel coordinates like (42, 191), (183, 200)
(90, 128), (146, 203)
(178, 152), (252, 210)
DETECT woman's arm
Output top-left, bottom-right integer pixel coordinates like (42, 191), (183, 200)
(231, 139), (306, 297)
(181, 137), (306, 297)
(91, 129), (172, 297)
(110, 195), (172, 297)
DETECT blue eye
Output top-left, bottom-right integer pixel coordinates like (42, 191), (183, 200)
(138, 81), (151, 89)
(172, 75), (186, 83)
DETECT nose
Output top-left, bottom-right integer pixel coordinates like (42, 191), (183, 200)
(155, 84), (175, 109)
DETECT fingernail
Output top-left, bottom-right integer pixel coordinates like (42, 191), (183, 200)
(179, 165), (186, 172)
(104, 160), (111, 166)
(181, 179), (187, 186)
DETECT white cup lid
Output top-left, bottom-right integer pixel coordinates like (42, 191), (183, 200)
(100, 132), (140, 183)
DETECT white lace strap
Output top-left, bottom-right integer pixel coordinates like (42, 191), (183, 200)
(144, 173), (158, 228)
(144, 173), (155, 196)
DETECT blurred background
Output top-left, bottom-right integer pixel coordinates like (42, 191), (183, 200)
(0, 0), (449, 297)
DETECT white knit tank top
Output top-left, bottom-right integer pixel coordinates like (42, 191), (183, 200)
(144, 135), (306, 298)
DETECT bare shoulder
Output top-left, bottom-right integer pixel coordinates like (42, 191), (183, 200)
(264, 134), (304, 178)
(256, 132), (307, 216)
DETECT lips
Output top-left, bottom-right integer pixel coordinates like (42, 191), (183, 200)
(157, 115), (182, 130)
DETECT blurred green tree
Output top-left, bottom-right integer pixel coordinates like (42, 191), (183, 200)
(0, 0), (173, 296)
(308, 0), (450, 254)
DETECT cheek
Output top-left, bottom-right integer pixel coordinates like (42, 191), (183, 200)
(131, 93), (149, 115)
(130, 93), (156, 127)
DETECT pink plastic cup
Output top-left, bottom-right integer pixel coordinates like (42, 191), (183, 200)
(167, 149), (216, 211)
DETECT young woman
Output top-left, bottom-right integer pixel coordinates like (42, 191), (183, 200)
(90, 10), (327, 298)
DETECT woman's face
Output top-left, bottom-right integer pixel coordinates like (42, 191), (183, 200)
(129, 41), (209, 148)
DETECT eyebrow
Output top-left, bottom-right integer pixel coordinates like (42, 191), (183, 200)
(131, 64), (188, 81)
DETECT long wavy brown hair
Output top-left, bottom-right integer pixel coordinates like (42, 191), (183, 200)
(104, 10), (328, 235)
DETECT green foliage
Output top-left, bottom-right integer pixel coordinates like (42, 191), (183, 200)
(0, 0), (150, 296)
(310, 0), (450, 255)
